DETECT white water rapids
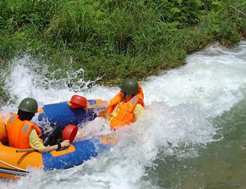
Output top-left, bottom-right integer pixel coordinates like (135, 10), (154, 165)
(0, 41), (246, 189)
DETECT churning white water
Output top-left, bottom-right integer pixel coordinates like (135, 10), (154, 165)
(0, 41), (246, 189)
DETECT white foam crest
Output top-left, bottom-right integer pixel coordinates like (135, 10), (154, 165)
(144, 41), (246, 117)
(2, 55), (117, 109)
(129, 102), (216, 159)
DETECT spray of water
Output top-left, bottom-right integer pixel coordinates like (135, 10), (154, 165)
(1, 41), (246, 188)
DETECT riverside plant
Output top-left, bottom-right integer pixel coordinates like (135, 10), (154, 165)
(0, 0), (245, 103)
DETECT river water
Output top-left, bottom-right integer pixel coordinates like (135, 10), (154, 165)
(0, 41), (246, 189)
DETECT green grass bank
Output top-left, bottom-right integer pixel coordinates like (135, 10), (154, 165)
(0, 0), (246, 105)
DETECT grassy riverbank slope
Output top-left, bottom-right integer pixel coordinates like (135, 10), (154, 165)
(0, 0), (246, 104)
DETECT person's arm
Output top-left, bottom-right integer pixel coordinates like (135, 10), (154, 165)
(133, 104), (144, 121)
(4, 115), (10, 125)
(86, 101), (109, 109)
(39, 140), (70, 153)
(29, 129), (70, 153)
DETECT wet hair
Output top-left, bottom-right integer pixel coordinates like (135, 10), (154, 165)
(17, 109), (35, 121)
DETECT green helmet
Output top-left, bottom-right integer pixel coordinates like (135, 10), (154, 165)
(18, 98), (38, 113)
(120, 78), (139, 95)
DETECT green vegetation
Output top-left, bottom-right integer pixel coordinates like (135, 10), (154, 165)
(0, 0), (246, 103)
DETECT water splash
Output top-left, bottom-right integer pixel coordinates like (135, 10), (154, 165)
(1, 41), (246, 188)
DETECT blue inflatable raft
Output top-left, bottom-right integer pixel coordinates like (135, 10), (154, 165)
(0, 98), (117, 179)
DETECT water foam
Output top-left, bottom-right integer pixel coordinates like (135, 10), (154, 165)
(1, 41), (246, 188)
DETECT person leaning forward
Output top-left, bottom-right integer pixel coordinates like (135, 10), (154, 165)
(87, 78), (145, 130)
(4, 98), (70, 153)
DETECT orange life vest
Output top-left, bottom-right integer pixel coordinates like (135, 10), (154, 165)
(6, 113), (42, 149)
(106, 83), (145, 129)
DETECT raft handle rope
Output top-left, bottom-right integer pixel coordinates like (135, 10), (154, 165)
(0, 158), (28, 172)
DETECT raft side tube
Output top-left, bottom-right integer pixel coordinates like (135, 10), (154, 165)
(0, 142), (43, 179)
(42, 138), (110, 171)
(38, 100), (98, 127)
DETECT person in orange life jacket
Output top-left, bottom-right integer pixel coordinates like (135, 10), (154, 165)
(4, 98), (70, 153)
(76, 78), (145, 138)
(105, 78), (145, 130)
